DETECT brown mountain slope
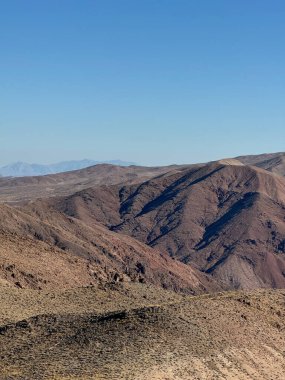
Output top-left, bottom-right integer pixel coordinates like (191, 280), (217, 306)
(0, 163), (191, 203)
(49, 162), (285, 290)
(0, 285), (285, 379)
(0, 204), (217, 293)
(237, 152), (285, 176)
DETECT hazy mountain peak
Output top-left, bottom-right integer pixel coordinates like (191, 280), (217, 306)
(0, 159), (136, 177)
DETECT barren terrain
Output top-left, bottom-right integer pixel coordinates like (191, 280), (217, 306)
(1, 153), (285, 379)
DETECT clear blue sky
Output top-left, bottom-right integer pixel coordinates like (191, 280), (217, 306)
(1, 0), (285, 166)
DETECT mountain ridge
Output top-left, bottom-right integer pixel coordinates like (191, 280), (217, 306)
(44, 161), (285, 290)
(1, 153), (285, 292)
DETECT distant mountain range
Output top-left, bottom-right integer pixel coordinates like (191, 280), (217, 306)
(0, 159), (136, 177)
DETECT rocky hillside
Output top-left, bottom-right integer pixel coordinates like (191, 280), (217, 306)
(0, 204), (217, 293)
(48, 161), (285, 290)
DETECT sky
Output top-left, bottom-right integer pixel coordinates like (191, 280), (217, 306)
(1, 0), (285, 166)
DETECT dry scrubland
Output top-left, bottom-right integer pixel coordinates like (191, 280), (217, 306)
(0, 284), (285, 379)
